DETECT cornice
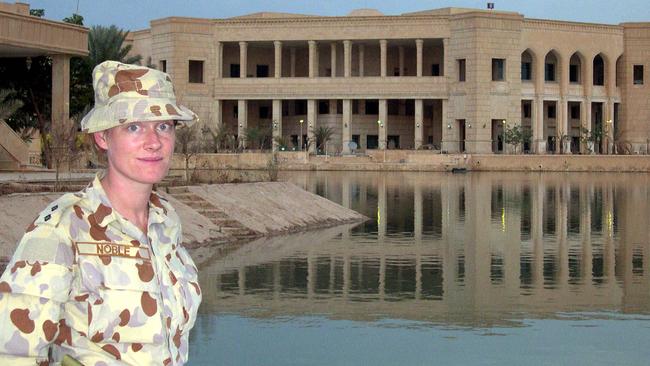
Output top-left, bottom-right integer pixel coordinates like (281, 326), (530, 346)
(0, 10), (88, 32)
(524, 19), (623, 35)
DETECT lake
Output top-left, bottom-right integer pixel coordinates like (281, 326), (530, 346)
(189, 171), (650, 365)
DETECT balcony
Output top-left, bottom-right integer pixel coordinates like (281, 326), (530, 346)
(213, 76), (448, 100)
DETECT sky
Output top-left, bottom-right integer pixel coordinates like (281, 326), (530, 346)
(22, 0), (650, 30)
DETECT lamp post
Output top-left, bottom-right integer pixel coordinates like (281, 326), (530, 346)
(299, 119), (304, 151)
(605, 119), (612, 154)
(502, 119), (507, 154)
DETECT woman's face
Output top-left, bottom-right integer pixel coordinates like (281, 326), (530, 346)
(94, 120), (176, 187)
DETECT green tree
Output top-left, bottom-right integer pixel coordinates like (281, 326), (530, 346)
(243, 126), (271, 150)
(312, 125), (335, 154)
(0, 89), (23, 121)
(504, 124), (532, 154)
(63, 13), (84, 25)
(87, 25), (142, 67)
(29, 9), (45, 17)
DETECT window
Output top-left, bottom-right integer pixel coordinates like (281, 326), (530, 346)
(352, 100), (359, 114)
(492, 58), (505, 81)
(634, 65), (644, 85)
(431, 64), (440, 76)
(159, 60), (167, 73)
(257, 64), (269, 78)
(295, 100), (307, 115)
(259, 106), (269, 119)
(233, 105), (238, 118)
(366, 135), (379, 149)
(570, 105), (580, 119)
(545, 63), (555, 81)
(388, 100), (399, 115)
(547, 104), (556, 119)
(337, 100), (343, 115)
(230, 64), (240, 78)
(521, 62), (532, 80)
(318, 100), (329, 115)
(188, 60), (204, 83)
(282, 100), (289, 116)
(570, 64), (580, 83)
(352, 135), (360, 146)
(458, 59), (466, 82)
(523, 103), (531, 118)
(393, 67), (400, 76)
(365, 100), (379, 115)
(593, 56), (605, 86)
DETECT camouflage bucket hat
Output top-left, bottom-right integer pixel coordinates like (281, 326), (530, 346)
(80, 60), (197, 133)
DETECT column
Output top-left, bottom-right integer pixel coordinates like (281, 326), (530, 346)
(398, 45), (405, 76)
(343, 40), (352, 77)
(272, 99), (282, 151)
(380, 39), (387, 77)
(290, 47), (296, 77)
(605, 55), (617, 154)
(215, 41), (223, 79)
(51, 55), (70, 130)
(378, 99), (388, 150)
(533, 51), (545, 153)
(307, 99), (317, 153)
(534, 97), (545, 153)
(580, 184), (593, 283)
(308, 40), (317, 78)
(605, 99), (615, 154)
(441, 99), (457, 152)
(416, 39), (423, 77)
(330, 42), (337, 77)
(560, 98), (570, 153)
(307, 252), (315, 298)
(239, 41), (247, 78)
(359, 44), (365, 77)
(584, 98), (592, 154)
(212, 99), (223, 130)
(414, 99), (424, 149)
(274, 41), (282, 78)
(237, 100), (247, 148)
(342, 99), (352, 154)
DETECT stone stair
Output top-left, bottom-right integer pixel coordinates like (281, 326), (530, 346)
(165, 186), (260, 241)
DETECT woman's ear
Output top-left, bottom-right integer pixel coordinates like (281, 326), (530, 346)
(93, 131), (109, 151)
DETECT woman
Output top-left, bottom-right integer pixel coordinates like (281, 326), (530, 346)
(0, 61), (202, 365)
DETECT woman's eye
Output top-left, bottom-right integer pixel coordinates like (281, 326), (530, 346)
(158, 122), (174, 132)
(126, 124), (140, 132)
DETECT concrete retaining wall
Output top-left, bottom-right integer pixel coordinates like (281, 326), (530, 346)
(173, 152), (650, 172)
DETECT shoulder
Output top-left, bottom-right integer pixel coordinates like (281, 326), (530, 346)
(25, 191), (85, 233)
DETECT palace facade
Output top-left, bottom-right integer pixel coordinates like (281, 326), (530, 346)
(129, 7), (650, 154)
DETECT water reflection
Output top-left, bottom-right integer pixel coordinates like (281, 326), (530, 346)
(198, 172), (650, 326)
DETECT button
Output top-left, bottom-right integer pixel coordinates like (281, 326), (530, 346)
(51, 205), (58, 211)
(44, 214), (51, 222)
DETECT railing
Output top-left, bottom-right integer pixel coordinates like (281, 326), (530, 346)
(213, 76), (448, 99)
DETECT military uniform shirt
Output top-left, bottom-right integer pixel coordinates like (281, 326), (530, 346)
(0, 174), (202, 365)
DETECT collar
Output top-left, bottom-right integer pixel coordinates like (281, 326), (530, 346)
(82, 173), (172, 228)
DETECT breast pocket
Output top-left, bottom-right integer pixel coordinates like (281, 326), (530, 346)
(76, 241), (164, 345)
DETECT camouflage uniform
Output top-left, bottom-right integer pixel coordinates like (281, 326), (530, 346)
(0, 174), (202, 365)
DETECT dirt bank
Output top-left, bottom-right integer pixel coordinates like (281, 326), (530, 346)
(0, 182), (367, 263)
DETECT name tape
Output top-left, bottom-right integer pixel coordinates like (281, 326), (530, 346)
(76, 242), (151, 260)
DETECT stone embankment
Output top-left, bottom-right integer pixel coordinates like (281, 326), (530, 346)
(173, 152), (650, 172)
(0, 182), (367, 262)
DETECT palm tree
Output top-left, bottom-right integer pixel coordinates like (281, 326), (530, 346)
(312, 126), (335, 154)
(0, 89), (23, 121)
(87, 25), (142, 68)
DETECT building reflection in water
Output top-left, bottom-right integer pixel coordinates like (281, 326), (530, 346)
(199, 172), (650, 326)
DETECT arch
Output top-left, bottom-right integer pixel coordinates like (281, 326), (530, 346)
(569, 51), (585, 84)
(593, 53), (606, 86)
(544, 49), (561, 82)
(615, 54), (623, 87)
(521, 49), (535, 81)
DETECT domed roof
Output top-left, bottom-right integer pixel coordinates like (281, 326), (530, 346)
(347, 9), (384, 17)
